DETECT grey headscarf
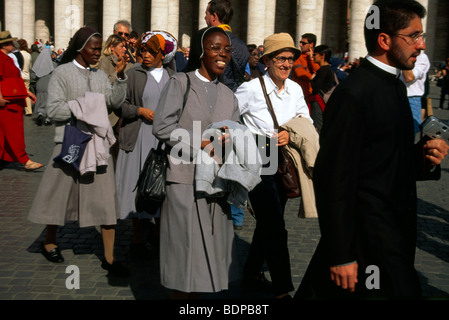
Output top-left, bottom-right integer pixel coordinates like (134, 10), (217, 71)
(32, 49), (55, 78)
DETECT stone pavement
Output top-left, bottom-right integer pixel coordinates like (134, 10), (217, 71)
(1, 83), (449, 305)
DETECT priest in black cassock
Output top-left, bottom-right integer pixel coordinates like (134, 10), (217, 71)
(294, 0), (449, 299)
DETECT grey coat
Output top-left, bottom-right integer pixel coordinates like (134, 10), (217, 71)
(119, 64), (175, 152)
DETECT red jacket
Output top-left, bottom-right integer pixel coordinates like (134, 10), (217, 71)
(291, 53), (320, 100)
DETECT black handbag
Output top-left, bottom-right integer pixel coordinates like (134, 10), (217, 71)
(134, 141), (168, 214)
(258, 76), (301, 198)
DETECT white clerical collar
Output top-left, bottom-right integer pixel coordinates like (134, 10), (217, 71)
(72, 59), (90, 70)
(366, 55), (401, 77)
(195, 69), (219, 83)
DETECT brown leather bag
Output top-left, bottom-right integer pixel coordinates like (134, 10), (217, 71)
(258, 76), (301, 198)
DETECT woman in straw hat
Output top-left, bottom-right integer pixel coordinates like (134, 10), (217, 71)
(28, 26), (129, 277)
(115, 30), (177, 259)
(0, 30), (42, 171)
(234, 32), (314, 299)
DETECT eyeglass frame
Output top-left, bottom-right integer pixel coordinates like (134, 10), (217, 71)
(299, 41), (310, 46)
(118, 31), (130, 38)
(272, 55), (295, 65)
(206, 44), (234, 55)
(393, 32), (426, 45)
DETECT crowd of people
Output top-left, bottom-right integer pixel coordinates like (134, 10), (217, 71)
(1, 0), (449, 300)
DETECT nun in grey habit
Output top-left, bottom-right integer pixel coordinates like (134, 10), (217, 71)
(152, 26), (241, 296)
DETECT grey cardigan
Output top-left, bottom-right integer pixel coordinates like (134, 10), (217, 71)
(47, 62), (127, 143)
(119, 64), (175, 152)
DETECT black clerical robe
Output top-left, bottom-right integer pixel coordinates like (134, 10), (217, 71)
(295, 59), (440, 299)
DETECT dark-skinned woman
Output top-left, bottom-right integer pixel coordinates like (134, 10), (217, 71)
(115, 30), (177, 259)
(28, 27), (129, 276)
(153, 26), (241, 299)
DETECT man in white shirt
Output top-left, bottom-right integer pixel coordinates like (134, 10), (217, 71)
(401, 51), (430, 133)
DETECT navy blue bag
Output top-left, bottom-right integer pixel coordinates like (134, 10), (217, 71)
(53, 115), (92, 172)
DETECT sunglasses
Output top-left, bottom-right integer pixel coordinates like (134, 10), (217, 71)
(118, 32), (130, 37)
(299, 41), (309, 46)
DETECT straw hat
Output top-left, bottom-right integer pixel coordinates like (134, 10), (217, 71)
(0, 30), (18, 45)
(259, 32), (300, 64)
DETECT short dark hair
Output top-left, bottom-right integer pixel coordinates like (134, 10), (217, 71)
(247, 44), (257, 53)
(364, 0), (426, 53)
(208, 0), (233, 24)
(314, 45), (332, 63)
(301, 33), (317, 46)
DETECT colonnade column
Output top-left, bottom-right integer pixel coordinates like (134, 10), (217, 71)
(198, 0), (209, 30)
(348, 0), (372, 62)
(4, 0), (23, 40)
(417, 0), (434, 62)
(247, 0), (266, 45)
(120, 0), (132, 24)
(55, 0), (84, 50)
(23, 0), (35, 46)
(103, 0), (120, 38)
(296, 0), (324, 46)
(54, 0), (71, 50)
(150, 0), (168, 31)
(168, 0), (180, 41)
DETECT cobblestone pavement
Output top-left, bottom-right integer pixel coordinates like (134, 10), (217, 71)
(1, 84), (449, 308)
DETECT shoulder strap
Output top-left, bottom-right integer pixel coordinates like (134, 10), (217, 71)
(258, 76), (280, 130)
(183, 73), (191, 107)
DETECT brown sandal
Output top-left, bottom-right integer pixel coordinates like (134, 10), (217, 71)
(24, 160), (44, 171)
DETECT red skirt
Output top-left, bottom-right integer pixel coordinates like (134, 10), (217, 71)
(0, 100), (29, 164)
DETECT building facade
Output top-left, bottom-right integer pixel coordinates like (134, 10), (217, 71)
(1, 0), (448, 65)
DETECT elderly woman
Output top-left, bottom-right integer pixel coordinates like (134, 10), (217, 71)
(234, 33), (314, 299)
(28, 27), (129, 276)
(152, 26), (241, 299)
(115, 30), (177, 258)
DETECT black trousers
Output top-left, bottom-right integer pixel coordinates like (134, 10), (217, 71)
(244, 173), (294, 295)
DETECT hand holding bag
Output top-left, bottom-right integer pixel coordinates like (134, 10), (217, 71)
(258, 76), (301, 198)
(0, 76), (29, 99)
(53, 114), (93, 172)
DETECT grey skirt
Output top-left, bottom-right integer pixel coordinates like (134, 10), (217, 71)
(159, 183), (239, 293)
(28, 144), (118, 228)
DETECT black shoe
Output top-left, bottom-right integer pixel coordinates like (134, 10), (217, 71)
(243, 272), (273, 292)
(40, 243), (64, 263)
(101, 259), (130, 277)
(44, 118), (52, 126)
(36, 115), (43, 126)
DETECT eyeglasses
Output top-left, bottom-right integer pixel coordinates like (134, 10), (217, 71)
(118, 32), (130, 38)
(273, 56), (295, 64)
(395, 32), (426, 45)
(299, 41), (309, 46)
(207, 44), (233, 54)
